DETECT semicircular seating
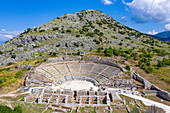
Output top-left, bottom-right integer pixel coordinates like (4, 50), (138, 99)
(35, 62), (122, 84)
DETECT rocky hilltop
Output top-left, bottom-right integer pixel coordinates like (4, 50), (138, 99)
(0, 9), (169, 65)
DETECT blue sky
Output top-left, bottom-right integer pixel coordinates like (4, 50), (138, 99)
(0, 0), (170, 45)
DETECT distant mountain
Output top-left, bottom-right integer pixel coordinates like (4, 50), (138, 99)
(154, 31), (170, 41)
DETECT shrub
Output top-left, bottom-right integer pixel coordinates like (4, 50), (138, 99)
(82, 27), (89, 32)
(113, 49), (121, 56)
(141, 63), (146, 70)
(125, 65), (130, 70)
(104, 47), (113, 57)
(81, 43), (84, 46)
(146, 66), (153, 74)
(11, 54), (16, 59)
(90, 47), (92, 52)
(17, 45), (23, 47)
(66, 29), (72, 33)
(53, 27), (59, 31)
(86, 33), (94, 37)
(49, 52), (57, 56)
(39, 30), (45, 32)
(99, 37), (102, 42)
(98, 32), (104, 37)
(94, 29), (100, 34)
(0, 105), (22, 113)
(76, 35), (80, 37)
(97, 47), (103, 52)
(14, 105), (22, 113)
(79, 30), (84, 34)
(125, 37), (131, 40)
(0, 105), (13, 113)
(14, 71), (23, 78)
(119, 31), (125, 34)
(0, 51), (3, 55)
(56, 44), (60, 47)
(74, 43), (79, 47)
(7, 62), (13, 66)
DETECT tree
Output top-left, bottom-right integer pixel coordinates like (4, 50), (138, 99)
(14, 105), (22, 113)
(53, 27), (59, 31)
(0, 51), (3, 55)
(11, 55), (16, 59)
(125, 65), (130, 70)
(66, 29), (72, 33)
(104, 47), (113, 57)
(97, 47), (103, 52)
(0, 105), (13, 113)
(74, 43), (79, 47)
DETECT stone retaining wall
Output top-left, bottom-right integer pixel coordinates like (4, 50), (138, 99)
(131, 70), (170, 101)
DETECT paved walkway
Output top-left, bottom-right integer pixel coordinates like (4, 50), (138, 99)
(121, 93), (170, 113)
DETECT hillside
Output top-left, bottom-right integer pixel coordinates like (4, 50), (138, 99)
(155, 31), (170, 41)
(0, 9), (170, 92)
(0, 9), (169, 66)
(0, 9), (170, 113)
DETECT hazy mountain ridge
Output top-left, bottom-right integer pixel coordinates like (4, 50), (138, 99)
(155, 31), (170, 41)
(0, 9), (169, 66)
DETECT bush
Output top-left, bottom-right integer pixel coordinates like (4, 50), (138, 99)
(0, 68), (10, 72)
(56, 44), (60, 47)
(86, 33), (94, 37)
(0, 105), (13, 113)
(17, 45), (23, 47)
(49, 52), (57, 56)
(104, 47), (113, 57)
(14, 106), (22, 113)
(0, 51), (3, 55)
(82, 27), (89, 32)
(157, 58), (170, 67)
(66, 29), (72, 33)
(39, 30), (45, 32)
(98, 32), (104, 37)
(7, 62), (13, 66)
(53, 27), (59, 31)
(94, 29), (100, 34)
(76, 35), (80, 37)
(11, 54), (16, 59)
(90, 47), (92, 52)
(125, 65), (130, 70)
(97, 47), (103, 52)
(14, 71), (23, 78)
(0, 105), (22, 113)
(93, 39), (100, 44)
(73, 43), (79, 47)
(113, 49), (121, 56)
(146, 66), (153, 74)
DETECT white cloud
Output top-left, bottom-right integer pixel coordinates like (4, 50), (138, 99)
(121, 16), (127, 22)
(165, 23), (170, 31)
(123, 0), (170, 23)
(1, 29), (6, 31)
(102, 0), (113, 5)
(0, 29), (23, 42)
(3, 35), (13, 38)
(147, 30), (158, 35)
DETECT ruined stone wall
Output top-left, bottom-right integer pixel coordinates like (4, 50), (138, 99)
(131, 70), (170, 101)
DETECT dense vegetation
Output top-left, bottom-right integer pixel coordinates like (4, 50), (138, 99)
(0, 105), (22, 113)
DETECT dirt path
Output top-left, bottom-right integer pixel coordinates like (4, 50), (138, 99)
(122, 93), (170, 113)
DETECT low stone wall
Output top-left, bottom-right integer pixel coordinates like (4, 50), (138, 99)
(132, 70), (170, 101)
(46, 55), (122, 70)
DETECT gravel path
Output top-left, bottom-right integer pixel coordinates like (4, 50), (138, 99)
(122, 93), (170, 113)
